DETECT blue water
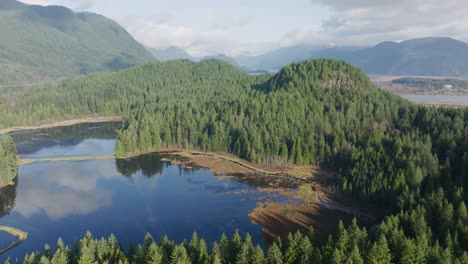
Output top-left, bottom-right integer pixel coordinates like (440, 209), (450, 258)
(0, 123), (286, 261)
(0, 233), (15, 250)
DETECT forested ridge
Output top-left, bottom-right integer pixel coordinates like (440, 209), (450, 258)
(1, 59), (468, 263)
(8, 223), (468, 264)
(0, 0), (153, 85)
(0, 136), (17, 186)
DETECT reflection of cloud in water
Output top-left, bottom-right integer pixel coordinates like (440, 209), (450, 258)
(14, 161), (117, 221)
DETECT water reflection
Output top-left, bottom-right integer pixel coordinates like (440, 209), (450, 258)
(13, 161), (114, 220)
(10, 122), (120, 158)
(1, 122), (285, 260)
(0, 179), (17, 218)
(116, 154), (165, 178)
(0, 154), (171, 220)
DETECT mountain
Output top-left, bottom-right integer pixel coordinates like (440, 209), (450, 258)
(0, 0), (154, 85)
(231, 37), (468, 76)
(2, 59), (468, 262)
(201, 54), (251, 72)
(235, 45), (320, 71)
(201, 54), (240, 66)
(149, 47), (194, 62)
(323, 37), (468, 76)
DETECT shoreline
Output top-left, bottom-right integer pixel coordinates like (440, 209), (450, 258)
(123, 148), (316, 181)
(3, 120), (373, 245)
(0, 226), (28, 255)
(0, 181), (15, 189)
(0, 116), (122, 135)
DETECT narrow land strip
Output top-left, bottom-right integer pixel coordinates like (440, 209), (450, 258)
(134, 149), (316, 180)
(18, 155), (115, 165)
(0, 116), (121, 135)
(0, 226), (28, 255)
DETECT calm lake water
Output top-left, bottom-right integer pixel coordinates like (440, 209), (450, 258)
(402, 95), (468, 105)
(0, 122), (288, 260)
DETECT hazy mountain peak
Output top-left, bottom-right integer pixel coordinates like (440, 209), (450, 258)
(149, 47), (194, 62)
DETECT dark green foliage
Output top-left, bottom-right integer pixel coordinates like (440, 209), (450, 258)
(0, 136), (17, 186)
(0, 0), (153, 85)
(1, 58), (468, 263)
(15, 226), (468, 264)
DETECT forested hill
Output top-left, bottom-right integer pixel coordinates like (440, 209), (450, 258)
(1, 59), (468, 262)
(0, 0), (154, 85)
(0, 136), (17, 187)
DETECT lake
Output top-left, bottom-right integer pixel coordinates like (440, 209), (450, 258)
(0, 122), (291, 260)
(401, 95), (468, 105)
(0, 122), (368, 261)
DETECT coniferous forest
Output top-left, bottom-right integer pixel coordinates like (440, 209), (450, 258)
(1, 59), (468, 263)
(0, 136), (17, 187)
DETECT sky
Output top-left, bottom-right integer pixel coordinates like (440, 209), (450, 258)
(18, 0), (468, 56)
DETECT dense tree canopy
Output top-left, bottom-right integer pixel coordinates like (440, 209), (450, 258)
(8, 224), (468, 264)
(0, 136), (17, 186)
(1, 59), (468, 262)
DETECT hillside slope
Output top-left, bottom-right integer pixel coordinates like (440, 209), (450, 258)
(1, 59), (468, 262)
(0, 0), (154, 85)
(149, 47), (194, 62)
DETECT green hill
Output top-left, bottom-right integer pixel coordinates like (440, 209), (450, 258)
(0, 0), (154, 85)
(1, 59), (468, 262)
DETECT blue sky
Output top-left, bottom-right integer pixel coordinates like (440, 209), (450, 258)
(19, 0), (468, 56)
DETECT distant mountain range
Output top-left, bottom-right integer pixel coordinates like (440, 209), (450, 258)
(149, 47), (194, 62)
(153, 38), (468, 77)
(0, 0), (154, 85)
(322, 37), (468, 76)
(1, 0), (467, 84)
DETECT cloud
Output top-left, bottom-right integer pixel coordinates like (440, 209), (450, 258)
(309, 0), (468, 46)
(115, 15), (265, 57)
(210, 13), (253, 30)
(73, 0), (92, 10)
(14, 161), (116, 220)
(17, 0), (468, 55)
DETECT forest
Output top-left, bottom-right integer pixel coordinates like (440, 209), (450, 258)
(0, 136), (17, 187)
(8, 223), (468, 264)
(0, 59), (468, 263)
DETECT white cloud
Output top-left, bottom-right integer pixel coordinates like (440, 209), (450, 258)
(16, 0), (468, 55)
(114, 15), (268, 57)
(14, 161), (116, 220)
(309, 0), (468, 46)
